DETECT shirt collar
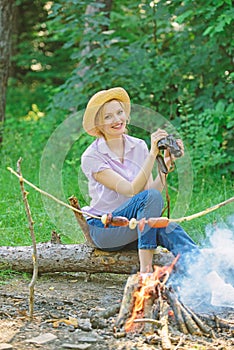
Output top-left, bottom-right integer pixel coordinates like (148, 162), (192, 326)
(124, 134), (136, 154)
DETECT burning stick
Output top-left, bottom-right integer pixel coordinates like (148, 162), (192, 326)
(115, 258), (179, 334)
(143, 291), (155, 334)
(115, 274), (140, 330)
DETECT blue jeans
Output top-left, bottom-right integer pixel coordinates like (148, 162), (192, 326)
(87, 189), (199, 260)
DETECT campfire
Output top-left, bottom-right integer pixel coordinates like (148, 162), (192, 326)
(124, 256), (180, 334)
(114, 257), (234, 350)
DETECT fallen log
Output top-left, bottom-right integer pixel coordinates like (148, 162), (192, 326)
(0, 243), (174, 274)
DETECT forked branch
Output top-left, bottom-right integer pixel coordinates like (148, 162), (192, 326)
(17, 158), (38, 320)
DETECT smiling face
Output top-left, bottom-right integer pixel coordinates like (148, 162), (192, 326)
(95, 99), (128, 140)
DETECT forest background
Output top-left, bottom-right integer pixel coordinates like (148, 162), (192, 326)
(0, 0), (233, 249)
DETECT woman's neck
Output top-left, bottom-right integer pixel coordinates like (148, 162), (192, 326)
(105, 135), (123, 147)
(105, 135), (125, 162)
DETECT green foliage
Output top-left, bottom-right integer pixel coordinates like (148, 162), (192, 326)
(46, 0), (233, 110)
(176, 100), (234, 175)
(11, 0), (75, 85)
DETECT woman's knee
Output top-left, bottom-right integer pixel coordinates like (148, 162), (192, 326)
(140, 189), (164, 217)
(147, 189), (164, 208)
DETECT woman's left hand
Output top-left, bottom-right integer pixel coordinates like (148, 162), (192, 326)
(164, 139), (184, 170)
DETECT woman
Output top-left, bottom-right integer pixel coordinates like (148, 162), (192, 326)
(81, 87), (199, 274)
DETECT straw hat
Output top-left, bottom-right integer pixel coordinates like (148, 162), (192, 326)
(82, 87), (131, 136)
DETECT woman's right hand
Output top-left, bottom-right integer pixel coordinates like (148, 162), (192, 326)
(150, 128), (168, 157)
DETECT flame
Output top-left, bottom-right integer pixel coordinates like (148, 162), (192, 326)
(125, 255), (180, 333)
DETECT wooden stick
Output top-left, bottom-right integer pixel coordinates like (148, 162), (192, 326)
(69, 196), (94, 246)
(133, 318), (162, 326)
(7, 166), (100, 219)
(166, 288), (213, 336)
(165, 288), (189, 334)
(183, 306), (214, 336)
(159, 299), (172, 350)
(91, 303), (120, 320)
(170, 197), (234, 223)
(174, 335), (185, 350)
(115, 274), (140, 329)
(143, 294), (155, 334)
(7, 166), (234, 224)
(17, 158), (38, 321)
(179, 304), (202, 335)
(214, 315), (234, 328)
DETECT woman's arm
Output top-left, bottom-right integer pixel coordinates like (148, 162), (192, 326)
(93, 152), (156, 197)
(93, 129), (168, 197)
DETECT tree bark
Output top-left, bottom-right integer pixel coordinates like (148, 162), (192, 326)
(0, 0), (14, 143)
(77, 0), (113, 80)
(0, 243), (174, 274)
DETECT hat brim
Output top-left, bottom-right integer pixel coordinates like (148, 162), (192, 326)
(82, 87), (131, 136)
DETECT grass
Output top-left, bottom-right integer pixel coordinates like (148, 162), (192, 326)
(175, 176), (234, 245)
(0, 131), (85, 246)
(0, 269), (31, 285)
(0, 83), (233, 248)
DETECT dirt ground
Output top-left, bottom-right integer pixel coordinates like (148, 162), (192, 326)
(0, 272), (233, 350)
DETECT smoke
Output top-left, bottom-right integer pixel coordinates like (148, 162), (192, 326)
(176, 215), (234, 311)
(202, 217), (234, 282)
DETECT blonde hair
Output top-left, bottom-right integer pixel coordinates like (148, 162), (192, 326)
(94, 99), (130, 138)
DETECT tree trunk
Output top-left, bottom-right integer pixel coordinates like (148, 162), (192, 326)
(0, 0), (14, 143)
(0, 243), (174, 274)
(77, 0), (113, 79)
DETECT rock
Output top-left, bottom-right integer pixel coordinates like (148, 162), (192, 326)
(25, 332), (57, 344)
(0, 344), (13, 350)
(77, 332), (104, 343)
(61, 344), (91, 349)
(78, 319), (92, 331)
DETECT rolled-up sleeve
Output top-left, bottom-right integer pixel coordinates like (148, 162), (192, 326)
(81, 153), (110, 179)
